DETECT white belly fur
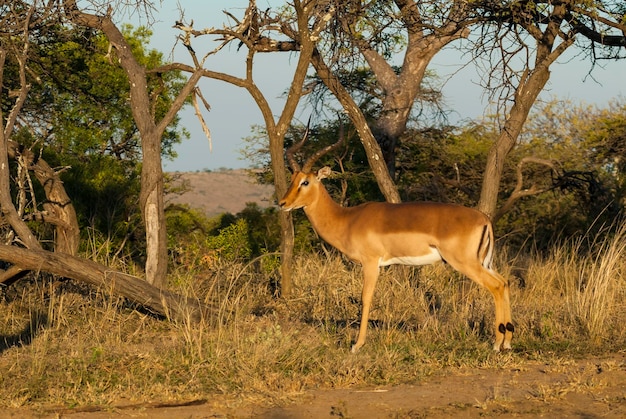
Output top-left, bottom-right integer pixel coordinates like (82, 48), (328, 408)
(378, 247), (442, 267)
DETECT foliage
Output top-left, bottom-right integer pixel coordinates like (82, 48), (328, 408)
(22, 24), (187, 161)
(499, 99), (626, 248)
(236, 203), (282, 257)
(165, 204), (214, 243)
(396, 123), (494, 205)
(2, 23), (189, 257)
(206, 218), (252, 263)
(62, 156), (141, 249)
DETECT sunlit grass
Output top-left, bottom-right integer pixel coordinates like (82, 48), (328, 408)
(0, 223), (624, 409)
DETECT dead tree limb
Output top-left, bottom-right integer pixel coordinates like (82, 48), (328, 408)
(494, 156), (560, 223)
(0, 245), (212, 323)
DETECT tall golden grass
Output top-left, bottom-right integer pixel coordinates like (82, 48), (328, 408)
(0, 222), (624, 409)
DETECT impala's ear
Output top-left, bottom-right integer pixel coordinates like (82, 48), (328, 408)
(317, 166), (332, 180)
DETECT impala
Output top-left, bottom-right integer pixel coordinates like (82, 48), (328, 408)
(279, 125), (514, 353)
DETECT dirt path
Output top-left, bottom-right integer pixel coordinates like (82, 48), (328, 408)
(4, 355), (625, 418)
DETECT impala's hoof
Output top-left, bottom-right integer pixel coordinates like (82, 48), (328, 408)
(493, 342), (513, 351)
(351, 343), (363, 353)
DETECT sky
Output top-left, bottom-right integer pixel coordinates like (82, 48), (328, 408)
(120, 1), (626, 173)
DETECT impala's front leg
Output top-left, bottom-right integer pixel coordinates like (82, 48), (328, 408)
(351, 261), (380, 353)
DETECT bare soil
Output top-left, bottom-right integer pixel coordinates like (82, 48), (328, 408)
(1, 354), (624, 418)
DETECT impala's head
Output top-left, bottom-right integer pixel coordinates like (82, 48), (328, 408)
(278, 118), (344, 211)
(279, 167), (331, 211)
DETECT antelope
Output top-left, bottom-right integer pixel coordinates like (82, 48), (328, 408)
(279, 124), (514, 353)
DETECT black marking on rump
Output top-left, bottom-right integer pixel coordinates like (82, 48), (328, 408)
(477, 224), (492, 269)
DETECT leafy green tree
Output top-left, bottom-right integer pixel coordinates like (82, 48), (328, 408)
(25, 25), (186, 162)
(26, 25), (186, 258)
(396, 123), (493, 205)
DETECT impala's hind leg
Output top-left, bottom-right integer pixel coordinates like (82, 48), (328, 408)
(487, 268), (513, 350)
(446, 259), (513, 351)
(476, 267), (513, 351)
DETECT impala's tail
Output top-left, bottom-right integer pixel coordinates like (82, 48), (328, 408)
(478, 223), (495, 270)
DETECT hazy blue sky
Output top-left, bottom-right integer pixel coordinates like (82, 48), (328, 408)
(122, 1), (626, 172)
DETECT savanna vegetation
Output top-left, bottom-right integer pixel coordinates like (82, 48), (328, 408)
(0, 0), (625, 414)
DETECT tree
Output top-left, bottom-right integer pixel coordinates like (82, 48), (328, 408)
(0, 1), (79, 257)
(312, 0), (473, 184)
(506, 99), (626, 239)
(395, 99), (626, 248)
(170, 0), (334, 296)
(472, 0), (626, 219)
(0, 1), (207, 318)
(7, 21), (187, 260)
(63, 0), (205, 287)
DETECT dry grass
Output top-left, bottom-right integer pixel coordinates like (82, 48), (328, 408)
(0, 224), (625, 410)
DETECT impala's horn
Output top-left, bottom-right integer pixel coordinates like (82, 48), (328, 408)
(301, 117), (346, 173)
(285, 117), (311, 173)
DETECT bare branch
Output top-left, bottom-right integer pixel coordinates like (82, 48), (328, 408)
(494, 157), (561, 222)
(191, 88), (212, 151)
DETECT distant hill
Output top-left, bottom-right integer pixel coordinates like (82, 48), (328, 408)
(166, 169), (275, 218)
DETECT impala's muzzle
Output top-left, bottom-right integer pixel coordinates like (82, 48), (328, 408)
(278, 194), (293, 210)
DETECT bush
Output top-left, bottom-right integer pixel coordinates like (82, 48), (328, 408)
(206, 218), (252, 262)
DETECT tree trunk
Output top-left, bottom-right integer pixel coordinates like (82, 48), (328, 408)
(278, 207), (294, 296)
(64, 0), (203, 287)
(367, 51), (430, 180)
(477, 67), (552, 219)
(477, 2), (576, 219)
(477, 42), (574, 218)
(0, 244), (211, 322)
(32, 158), (80, 255)
(351, 1), (470, 180)
(140, 132), (168, 288)
(311, 49), (401, 203)
(7, 141), (80, 255)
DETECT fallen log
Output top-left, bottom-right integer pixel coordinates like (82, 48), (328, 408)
(0, 244), (211, 323)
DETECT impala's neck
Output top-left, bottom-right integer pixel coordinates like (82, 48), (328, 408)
(304, 185), (348, 246)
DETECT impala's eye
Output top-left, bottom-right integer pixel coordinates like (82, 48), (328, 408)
(301, 180), (309, 187)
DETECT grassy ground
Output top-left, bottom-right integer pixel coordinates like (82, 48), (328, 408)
(0, 224), (624, 411)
